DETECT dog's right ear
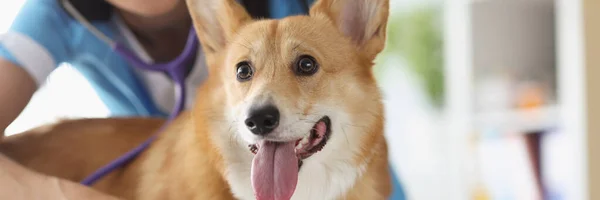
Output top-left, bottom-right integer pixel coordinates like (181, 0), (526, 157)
(309, 0), (389, 61)
(186, 0), (252, 56)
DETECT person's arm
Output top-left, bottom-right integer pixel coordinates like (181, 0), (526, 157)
(0, 61), (119, 198)
(0, 0), (76, 134)
(0, 59), (36, 134)
(0, 153), (121, 200)
(0, 61), (120, 200)
(0, 67), (118, 198)
(0, 1), (122, 199)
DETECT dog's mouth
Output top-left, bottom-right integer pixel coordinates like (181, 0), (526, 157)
(248, 116), (331, 163)
(249, 116), (331, 200)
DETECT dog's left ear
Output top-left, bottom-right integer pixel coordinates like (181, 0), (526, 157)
(310, 0), (389, 61)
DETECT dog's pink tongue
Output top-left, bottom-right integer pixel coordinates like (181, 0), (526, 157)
(251, 141), (299, 200)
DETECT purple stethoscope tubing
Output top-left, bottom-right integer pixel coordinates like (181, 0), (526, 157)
(80, 29), (198, 185)
(61, 0), (201, 186)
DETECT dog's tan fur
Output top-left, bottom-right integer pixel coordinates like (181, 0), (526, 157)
(0, 0), (391, 199)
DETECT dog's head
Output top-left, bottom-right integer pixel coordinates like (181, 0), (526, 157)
(187, 0), (389, 199)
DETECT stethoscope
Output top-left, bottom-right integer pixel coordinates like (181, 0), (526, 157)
(60, 0), (198, 185)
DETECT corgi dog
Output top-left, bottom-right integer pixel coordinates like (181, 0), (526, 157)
(0, 0), (392, 199)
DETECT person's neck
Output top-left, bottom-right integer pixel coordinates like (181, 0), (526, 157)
(117, 2), (193, 62)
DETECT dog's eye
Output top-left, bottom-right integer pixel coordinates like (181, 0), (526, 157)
(294, 55), (319, 76)
(236, 62), (253, 81)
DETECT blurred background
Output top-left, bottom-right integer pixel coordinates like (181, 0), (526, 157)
(1, 0), (597, 199)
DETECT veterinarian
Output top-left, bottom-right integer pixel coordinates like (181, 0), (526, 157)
(0, 0), (317, 199)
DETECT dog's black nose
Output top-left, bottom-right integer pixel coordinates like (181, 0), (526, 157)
(245, 105), (280, 135)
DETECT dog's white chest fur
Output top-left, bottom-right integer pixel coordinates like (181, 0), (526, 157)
(225, 155), (363, 200)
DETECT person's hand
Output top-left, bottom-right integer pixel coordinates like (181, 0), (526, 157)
(0, 154), (121, 200)
(0, 59), (37, 135)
